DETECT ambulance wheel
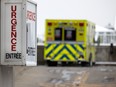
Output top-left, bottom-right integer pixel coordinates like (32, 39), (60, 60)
(61, 62), (67, 66)
(68, 62), (74, 65)
(81, 61), (87, 66)
(89, 53), (93, 67)
(93, 62), (96, 65)
(47, 61), (57, 66)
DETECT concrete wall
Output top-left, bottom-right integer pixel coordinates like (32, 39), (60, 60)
(0, 66), (2, 87)
(2, 66), (14, 87)
(96, 46), (116, 62)
(37, 46), (45, 65)
(0, 66), (14, 87)
(37, 45), (116, 63)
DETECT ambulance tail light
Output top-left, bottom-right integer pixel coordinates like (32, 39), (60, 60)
(79, 23), (84, 27)
(48, 22), (52, 26)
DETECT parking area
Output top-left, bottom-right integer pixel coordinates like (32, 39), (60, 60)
(14, 65), (116, 87)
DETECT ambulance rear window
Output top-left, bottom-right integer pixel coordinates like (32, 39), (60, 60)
(54, 28), (62, 41)
(64, 28), (76, 41)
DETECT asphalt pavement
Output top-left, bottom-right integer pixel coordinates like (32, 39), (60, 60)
(14, 65), (116, 87)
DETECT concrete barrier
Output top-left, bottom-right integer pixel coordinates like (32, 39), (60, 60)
(96, 46), (116, 62)
(0, 66), (14, 87)
(37, 46), (45, 65)
(37, 45), (116, 64)
(0, 66), (2, 87)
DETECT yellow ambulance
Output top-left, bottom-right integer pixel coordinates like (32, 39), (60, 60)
(44, 19), (96, 66)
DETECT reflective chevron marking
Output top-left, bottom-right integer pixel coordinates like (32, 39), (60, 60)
(64, 46), (76, 58)
(51, 45), (77, 60)
(45, 44), (54, 56)
(52, 49), (75, 61)
(60, 54), (70, 60)
(70, 44), (80, 52)
(45, 43), (84, 61)
(46, 44), (51, 49)
(53, 44), (64, 54)
(46, 44), (60, 57)
(66, 44), (77, 54)
(79, 44), (84, 50)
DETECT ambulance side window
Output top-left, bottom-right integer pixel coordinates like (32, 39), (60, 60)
(64, 28), (76, 41)
(55, 28), (62, 41)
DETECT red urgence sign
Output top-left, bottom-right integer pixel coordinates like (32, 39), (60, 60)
(27, 10), (36, 21)
(11, 5), (17, 51)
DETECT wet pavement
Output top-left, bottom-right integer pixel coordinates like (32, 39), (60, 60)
(14, 66), (116, 87)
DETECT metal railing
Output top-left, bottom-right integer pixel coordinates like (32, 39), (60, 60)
(97, 33), (116, 46)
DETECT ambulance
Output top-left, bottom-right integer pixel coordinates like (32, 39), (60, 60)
(44, 19), (96, 66)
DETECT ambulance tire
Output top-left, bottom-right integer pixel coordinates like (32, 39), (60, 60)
(61, 62), (67, 66)
(47, 61), (57, 66)
(93, 62), (96, 65)
(89, 53), (93, 67)
(81, 61), (87, 66)
(68, 62), (74, 65)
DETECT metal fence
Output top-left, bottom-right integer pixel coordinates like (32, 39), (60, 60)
(98, 32), (116, 45)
